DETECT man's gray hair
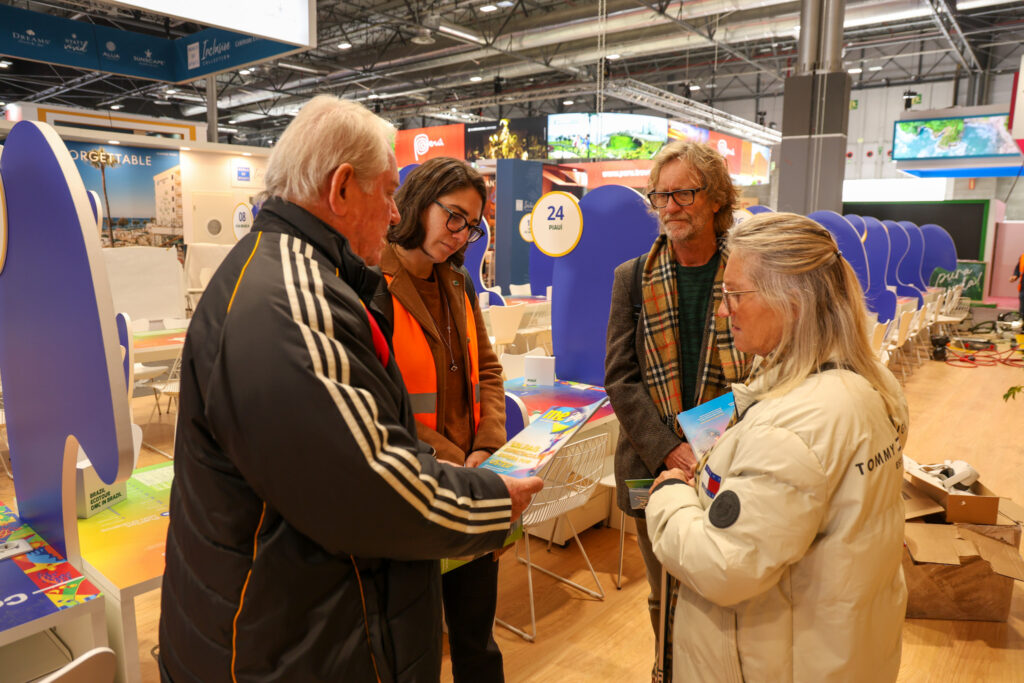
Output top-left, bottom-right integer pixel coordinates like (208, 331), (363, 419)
(263, 95), (395, 205)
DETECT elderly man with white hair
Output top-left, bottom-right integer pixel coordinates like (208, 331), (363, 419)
(159, 96), (541, 683)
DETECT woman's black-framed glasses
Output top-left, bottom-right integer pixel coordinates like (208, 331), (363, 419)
(646, 187), (705, 208)
(720, 283), (758, 314)
(434, 201), (485, 243)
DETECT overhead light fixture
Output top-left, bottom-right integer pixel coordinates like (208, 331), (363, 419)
(239, 69), (252, 75)
(869, 65), (883, 71)
(278, 61), (325, 75)
(606, 53), (622, 60)
(107, 140), (120, 145)
(219, 126), (239, 133)
(242, 152), (253, 156)
(480, 4), (498, 11)
(367, 93), (379, 99)
(411, 27), (435, 45)
(496, 0), (514, 6)
(180, 146), (191, 151)
(450, 106), (458, 111)
(110, 104), (124, 110)
(563, 99), (574, 105)
(848, 67), (863, 74)
(0, 60), (11, 69)
(228, 119), (238, 124)
(690, 84), (701, 91)
(437, 23), (485, 44)
(0, 102), (6, 108)
(337, 42), (352, 50)
(470, 75), (482, 82)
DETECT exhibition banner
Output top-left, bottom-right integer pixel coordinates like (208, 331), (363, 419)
(66, 141), (181, 248)
(395, 123), (466, 167)
(708, 130), (742, 174)
(565, 160), (654, 189)
(0, 4), (299, 83)
(465, 117), (548, 161)
(548, 112), (667, 160)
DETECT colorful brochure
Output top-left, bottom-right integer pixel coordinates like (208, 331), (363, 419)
(676, 392), (736, 462)
(480, 397), (609, 478)
(625, 478), (656, 510)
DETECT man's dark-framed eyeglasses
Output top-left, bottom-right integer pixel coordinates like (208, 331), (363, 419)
(434, 201), (485, 243)
(646, 187), (705, 208)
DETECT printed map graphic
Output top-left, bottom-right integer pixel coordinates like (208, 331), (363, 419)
(893, 115), (1019, 160)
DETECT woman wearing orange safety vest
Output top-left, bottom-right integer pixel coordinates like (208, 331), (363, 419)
(376, 157), (508, 682)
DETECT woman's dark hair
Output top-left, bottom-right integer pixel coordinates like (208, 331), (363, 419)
(389, 157), (487, 266)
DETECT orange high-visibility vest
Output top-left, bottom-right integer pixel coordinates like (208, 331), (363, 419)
(387, 277), (481, 431)
(1018, 254), (1024, 292)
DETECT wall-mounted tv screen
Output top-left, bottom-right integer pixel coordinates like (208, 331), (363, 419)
(547, 113), (591, 159)
(892, 114), (1019, 160)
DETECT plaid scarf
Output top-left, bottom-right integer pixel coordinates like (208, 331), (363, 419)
(640, 234), (748, 437)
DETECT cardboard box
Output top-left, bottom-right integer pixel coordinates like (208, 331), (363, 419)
(75, 462), (126, 518)
(903, 522), (1024, 621)
(904, 457), (1024, 525)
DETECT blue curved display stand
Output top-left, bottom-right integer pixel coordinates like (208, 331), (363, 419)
(528, 244), (554, 297)
(919, 223), (958, 284)
(882, 219), (923, 306)
(843, 213), (867, 237)
(551, 185), (657, 385)
(0, 120), (133, 562)
(463, 218), (504, 307)
(898, 221), (929, 292)
(809, 210), (869, 294)
(746, 205), (774, 214)
(398, 163), (420, 186)
(858, 215), (898, 323)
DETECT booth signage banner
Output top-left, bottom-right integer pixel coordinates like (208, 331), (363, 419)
(530, 191), (583, 257)
(518, 213), (533, 242)
(109, 0), (314, 47)
(233, 203), (254, 240)
(930, 260), (986, 301)
(66, 141), (181, 248)
(0, 4), (299, 84)
(394, 124), (466, 167)
(465, 117), (548, 161)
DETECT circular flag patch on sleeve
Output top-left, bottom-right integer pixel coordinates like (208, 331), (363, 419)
(708, 490), (741, 528)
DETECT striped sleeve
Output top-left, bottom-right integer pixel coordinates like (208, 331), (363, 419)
(206, 233), (512, 560)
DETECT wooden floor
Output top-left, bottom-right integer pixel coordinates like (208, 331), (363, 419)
(1, 339), (1022, 682)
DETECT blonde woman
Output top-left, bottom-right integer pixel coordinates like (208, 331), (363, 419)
(647, 212), (909, 682)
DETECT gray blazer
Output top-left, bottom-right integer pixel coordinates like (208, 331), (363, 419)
(604, 257), (683, 518)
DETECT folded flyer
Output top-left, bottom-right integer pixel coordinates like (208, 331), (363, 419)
(480, 397), (609, 478)
(675, 392), (735, 462)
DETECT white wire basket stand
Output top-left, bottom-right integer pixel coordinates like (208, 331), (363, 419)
(496, 433), (609, 642)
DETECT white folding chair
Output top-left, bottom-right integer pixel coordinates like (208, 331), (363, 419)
(488, 304), (526, 356)
(508, 283), (532, 296)
(149, 351), (183, 418)
(37, 646), (116, 683)
(496, 433), (609, 642)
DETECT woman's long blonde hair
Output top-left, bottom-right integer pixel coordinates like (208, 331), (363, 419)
(727, 212), (901, 416)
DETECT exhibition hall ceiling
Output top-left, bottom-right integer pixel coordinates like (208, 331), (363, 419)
(1, 0), (1023, 146)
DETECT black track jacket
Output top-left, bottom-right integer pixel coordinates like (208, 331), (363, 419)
(159, 198), (512, 682)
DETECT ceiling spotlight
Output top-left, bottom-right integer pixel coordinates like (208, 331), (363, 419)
(228, 119), (238, 124)
(606, 53), (621, 60)
(411, 27), (435, 45)
(180, 146), (191, 151)
(165, 88), (178, 94)
(690, 84), (701, 91)
(451, 106), (458, 111)
(563, 99), (574, 105)
(480, 4), (498, 11)
(107, 140), (120, 145)
(110, 103), (124, 110)
(239, 69), (251, 75)
(0, 60), (11, 69)
(337, 42), (352, 50)
(367, 93), (379, 99)
(242, 152), (253, 156)
(497, 0), (514, 5)
(848, 67), (862, 74)
(470, 75), (482, 82)
(869, 65), (883, 71)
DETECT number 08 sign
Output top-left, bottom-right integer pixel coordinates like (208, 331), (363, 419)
(530, 191), (583, 257)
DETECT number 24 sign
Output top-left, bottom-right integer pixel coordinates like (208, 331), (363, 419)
(530, 191), (583, 258)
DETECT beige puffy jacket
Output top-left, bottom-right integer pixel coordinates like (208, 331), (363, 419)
(647, 364), (909, 682)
